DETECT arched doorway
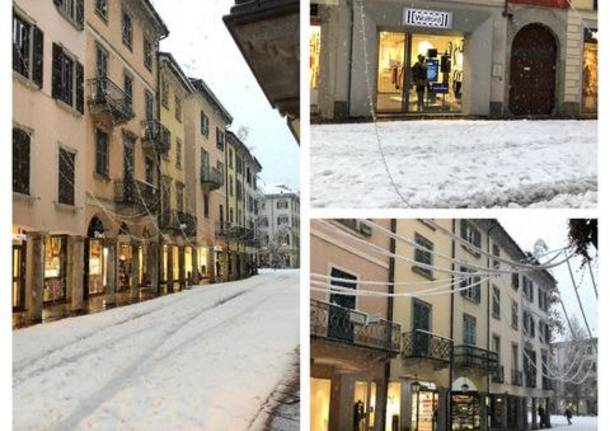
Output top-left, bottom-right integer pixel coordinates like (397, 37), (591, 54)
(84, 216), (106, 300)
(509, 24), (557, 116)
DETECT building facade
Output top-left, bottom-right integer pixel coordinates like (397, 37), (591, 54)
(310, 0), (597, 120)
(259, 188), (300, 268)
(551, 337), (598, 416)
(310, 219), (557, 431)
(12, 0), (264, 327)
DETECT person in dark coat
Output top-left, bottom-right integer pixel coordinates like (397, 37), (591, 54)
(537, 405), (545, 428)
(353, 400), (364, 430)
(411, 54), (428, 112)
(565, 407), (573, 425)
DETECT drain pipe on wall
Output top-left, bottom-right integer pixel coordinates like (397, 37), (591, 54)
(502, 0), (513, 18)
(382, 218), (397, 431)
(447, 219), (456, 431)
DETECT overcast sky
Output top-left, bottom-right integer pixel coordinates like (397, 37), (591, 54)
(151, 0), (300, 192)
(498, 216), (598, 339)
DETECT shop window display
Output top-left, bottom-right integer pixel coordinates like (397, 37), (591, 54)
(377, 32), (464, 114)
(184, 247), (193, 281)
(451, 392), (480, 431)
(43, 236), (66, 302)
(385, 382), (401, 431)
(118, 244), (133, 292)
(311, 377), (331, 431)
(88, 239), (106, 295)
(172, 246), (180, 282)
(582, 29), (597, 113)
(411, 388), (438, 431)
(310, 25), (321, 108)
(12, 244), (25, 310)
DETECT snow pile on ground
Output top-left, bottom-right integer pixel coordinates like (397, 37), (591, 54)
(550, 415), (597, 430)
(311, 120), (597, 208)
(13, 271), (299, 431)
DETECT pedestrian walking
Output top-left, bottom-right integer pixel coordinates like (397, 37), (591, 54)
(411, 55), (428, 112)
(565, 407), (573, 425)
(537, 405), (546, 428)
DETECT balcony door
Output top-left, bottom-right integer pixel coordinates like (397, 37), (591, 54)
(328, 267), (357, 342)
(12, 244), (26, 311)
(412, 299), (431, 356)
(123, 137), (134, 183)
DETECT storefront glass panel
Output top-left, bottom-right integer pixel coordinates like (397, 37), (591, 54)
(412, 389), (438, 431)
(582, 29), (597, 113)
(311, 377), (331, 431)
(377, 32), (464, 114)
(118, 244), (132, 291)
(451, 392), (480, 431)
(172, 246), (179, 281)
(310, 25), (321, 108)
(43, 236), (66, 302)
(185, 247), (193, 280)
(88, 239), (105, 295)
(12, 244), (25, 309)
(198, 247), (208, 277)
(354, 381), (369, 431)
(162, 245), (168, 283)
(386, 382), (401, 431)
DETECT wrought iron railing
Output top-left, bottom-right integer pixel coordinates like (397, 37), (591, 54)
(159, 209), (197, 237)
(142, 120), (171, 154)
(492, 365), (505, 384)
(88, 77), (134, 124)
(453, 345), (499, 373)
(511, 369), (523, 386)
(200, 166), (224, 190)
(401, 330), (451, 363)
(310, 299), (401, 353)
(114, 178), (158, 211)
(215, 222), (253, 241)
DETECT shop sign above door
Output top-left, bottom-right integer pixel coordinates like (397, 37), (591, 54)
(403, 8), (453, 29)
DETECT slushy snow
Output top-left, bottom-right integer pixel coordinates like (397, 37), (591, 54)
(311, 120), (597, 208)
(550, 415), (597, 431)
(13, 270), (299, 431)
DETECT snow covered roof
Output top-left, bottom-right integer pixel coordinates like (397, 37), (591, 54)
(264, 184), (299, 198)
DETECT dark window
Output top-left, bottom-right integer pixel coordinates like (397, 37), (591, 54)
(203, 194), (209, 218)
(13, 13), (44, 87)
(143, 37), (153, 70)
(95, 128), (109, 177)
(492, 244), (500, 269)
(58, 148), (75, 205)
(13, 128), (30, 195)
(512, 273), (519, 290)
(460, 220), (481, 249)
(460, 267), (481, 303)
(145, 157), (154, 184)
(122, 12), (132, 49)
(414, 233), (433, 276)
(463, 314), (476, 346)
(492, 286), (501, 320)
(200, 111), (209, 136)
(161, 78), (169, 108)
(176, 185), (184, 212)
(52, 44), (83, 111)
(123, 74), (133, 108)
(176, 138), (182, 168)
(95, 0), (108, 19)
(55, 0), (84, 29)
(216, 128), (224, 150)
(175, 96), (182, 122)
(511, 301), (519, 330)
(145, 90), (154, 120)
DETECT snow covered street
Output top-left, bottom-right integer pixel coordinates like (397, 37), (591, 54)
(550, 415), (597, 431)
(13, 270), (299, 431)
(311, 120), (597, 208)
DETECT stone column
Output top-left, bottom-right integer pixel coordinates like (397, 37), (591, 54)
(191, 246), (199, 285)
(105, 239), (117, 307)
(480, 393), (488, 431)
(167, 245), (174, 293)
(25, 231), (45, 324)
(373, 379), (387, 431)
(148, 241), (159, 295)
(178, 246), (185, 290)
(129, 242), (140, 302)
(207, 246), (215, 281)
(68, 235), (85, 314)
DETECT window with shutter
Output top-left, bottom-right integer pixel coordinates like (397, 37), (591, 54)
(52, 44), (81, 110)
(414, 233), (433, 277)
(32, 26), (44, 88)
(95, 0), (108, 20)
(144, 37), (153, 71)
(176, 138), (182, 168)
(463, 314), (476, 346)
(75, 61), (84, 113)
(200, 112), (209, 136)
(145, 90), (154, 120)
(123, 74), (133, 108)
(122, 12), (133, 49)
(55, 0), (84, 29)
(460, 266), (481, 303)
(203, 194), (209, 218)
(95, 128), (109, 177)
(13, 13), (37, 82)
(12, 128), (30, 195)
(58, 148), (75, 205)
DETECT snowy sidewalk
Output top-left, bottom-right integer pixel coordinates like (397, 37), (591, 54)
(311, 120), (597, 208)
(550, 415), (597, 430)
(13, 270), (299, 431)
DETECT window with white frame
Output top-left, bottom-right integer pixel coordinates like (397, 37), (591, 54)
(13, 12), (44, 88)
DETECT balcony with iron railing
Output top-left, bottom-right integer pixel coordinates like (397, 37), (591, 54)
(141, 120), (171, 154)
(401, 330), (451, 365)
(160, 209), (197, 237)
(492, 365), (505, 384)
(511, 369), (523, 386)
(114, 178), (158, 212)
(201, 166), (224, 191)
(310, 299), (401, 354)
(88, 77), (135, 125)
(453, 345), (499, 373)
(215, 222), (253, 241)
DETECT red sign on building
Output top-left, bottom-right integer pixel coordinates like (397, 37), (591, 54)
(509, 0), (569, 8)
